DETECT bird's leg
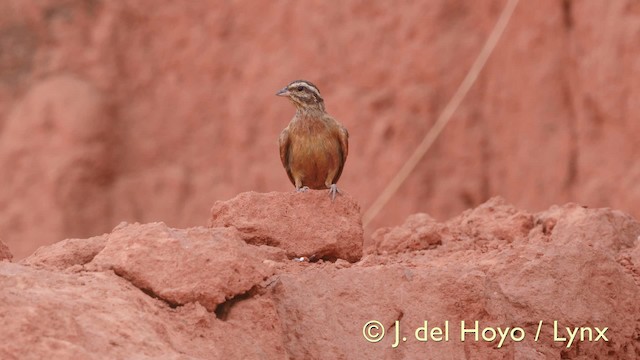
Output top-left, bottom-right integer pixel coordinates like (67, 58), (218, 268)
(295, 177), (308, 193)
(328, 184), (341, 200)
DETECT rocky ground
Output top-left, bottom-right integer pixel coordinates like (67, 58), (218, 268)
(1, 192), (639, 359)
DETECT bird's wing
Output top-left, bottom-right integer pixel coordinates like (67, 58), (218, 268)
(332, 124), (349, 184)
(278, 127), (295, 186)
(339, 125), (349, 159)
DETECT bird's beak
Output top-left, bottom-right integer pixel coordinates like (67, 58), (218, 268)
(276, 87), (289, 97)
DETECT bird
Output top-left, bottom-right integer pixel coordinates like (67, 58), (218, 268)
(276, 80), (349, 200)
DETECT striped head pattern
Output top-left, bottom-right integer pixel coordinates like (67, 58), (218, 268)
(276, 80), (325, 111)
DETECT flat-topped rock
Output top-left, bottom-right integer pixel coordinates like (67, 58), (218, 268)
(209, 191), (364, 262)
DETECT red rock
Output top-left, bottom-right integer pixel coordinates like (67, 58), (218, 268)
(271, 202), (640, 359)
(446, 196), (535, 244)
(21, 234), (107, 270)
(1, 0), (638, 259)
(0, 262), (287, 359)
(274, 254), (628, 360)
(535, 203), (640, 254)
(0, 75), (112, 259)
(1, 200), (640, 358)
(0, 239), (11, 261)
(87, 222), (286, 312)
(209, 191), (364, 262)
(370, 197), (535, 255)
(370, 213), (444, 254)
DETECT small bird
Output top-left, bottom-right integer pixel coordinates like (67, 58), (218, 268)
(276, 80), (349, 200)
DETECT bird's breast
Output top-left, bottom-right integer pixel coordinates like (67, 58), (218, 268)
(289, 124), (340, 159)
(286, 118), (343, 188)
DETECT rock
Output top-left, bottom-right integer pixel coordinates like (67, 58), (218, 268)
(271, 242), (640, 359)
(0, 263), (183, 358)
(87, 222), (286, 312)
(270, 202), (640, 359)
(0, 262), (286, 359)
(1, 0), (639, 259)
(21, 235), (108, 270)
(535, 203), (640, 253)
(446, 196), (535, 243)
(0, 75), (113, 259)
(210, 191), (364, 262)
(370, 197), (535, 255)
(0, 239), (12, 261)
(1, 200), (640, 358)
(370, 213), (444, 254)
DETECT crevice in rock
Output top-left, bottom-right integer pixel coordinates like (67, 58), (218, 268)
(565, 138), (578, 189)
(308, 254), (338, 263)
(477, 104), (492, 205)
(561, 0), (573, 30)
(287, 254), (346, 263)
(237, 231), (281, 248)
(111, 268), (181, 309)
(82, 252), (101, 266)
(139, 287), (181, 309)
(214, 285), (261, 321)
(79, 244), (107, 266)
(538, 217), (557, 236)
(388, 310), (404, 332)
(563, 67), (579, 192)
(560, 8), (579, 193)
(284, 253), (341, 263)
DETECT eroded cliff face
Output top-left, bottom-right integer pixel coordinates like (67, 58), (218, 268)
(2, 194), (639, 359)
(0, 1), (638, 261)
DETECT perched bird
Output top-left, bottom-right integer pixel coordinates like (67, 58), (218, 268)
(276, 80), (349, 200)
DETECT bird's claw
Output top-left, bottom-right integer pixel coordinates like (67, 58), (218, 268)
(296, 186), (310, 193)
(328, 184), (340, 201)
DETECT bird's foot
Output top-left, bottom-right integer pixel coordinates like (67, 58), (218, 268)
(296, 186), (310, 193)
(328, 184), (341, 201)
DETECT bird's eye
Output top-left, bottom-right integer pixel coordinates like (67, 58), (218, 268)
(297, 86), (304, 91)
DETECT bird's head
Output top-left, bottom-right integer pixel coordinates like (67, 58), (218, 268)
(276, 80), (325, 112)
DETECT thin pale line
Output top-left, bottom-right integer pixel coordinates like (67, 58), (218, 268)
(362, 0), (521, 228)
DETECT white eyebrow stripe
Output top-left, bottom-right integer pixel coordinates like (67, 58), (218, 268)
(288, 81), (321, 98)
